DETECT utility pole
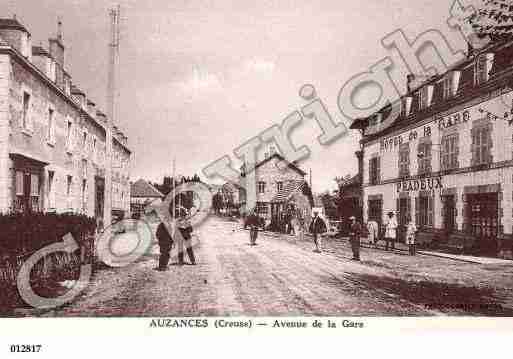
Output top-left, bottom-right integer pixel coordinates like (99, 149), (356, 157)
(104, 5), (120, 227)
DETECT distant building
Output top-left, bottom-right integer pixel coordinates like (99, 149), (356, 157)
(130, 179), (164, 217)
(239, 153), (311, 221)
(0, 17), (131, 220)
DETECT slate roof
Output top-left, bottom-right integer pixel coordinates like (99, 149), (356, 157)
(248, 153), (306, 176)
(270, 180), (305, 203)
(130, 179), (164, 198)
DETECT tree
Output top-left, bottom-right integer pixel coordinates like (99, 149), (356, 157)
(470, 0), (513, 40)
(320, 191), (338, 219)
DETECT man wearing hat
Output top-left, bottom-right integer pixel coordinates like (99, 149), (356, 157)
(384, 211), (398, 251)
(309, 211), (327, 253)
(349, 216), (362, 261)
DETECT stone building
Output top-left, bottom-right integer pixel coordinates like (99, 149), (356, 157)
(350, 38), (513, 258)
(239, 153), (311, 222)
(0, 17), (131, 221)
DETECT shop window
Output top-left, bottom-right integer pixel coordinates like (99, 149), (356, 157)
(471, 125), (492, 166)
(441, 134), (459, 170)
(277, 181), (283, 192)
(465, 193), (498, 240)
(369, 157), (380, 185)
(416, 195), (434, 228)
(398, 144), (410, 178)
(417, 142), (432, 175)
(258, 181), (266, 194)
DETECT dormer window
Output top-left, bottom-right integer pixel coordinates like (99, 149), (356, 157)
(443, 75), (452, 99)
(475, 53), (494, 85)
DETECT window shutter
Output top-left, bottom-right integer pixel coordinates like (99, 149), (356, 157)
(428, 196), (434, 227)
(376, 157), (381, 183)
(407, 197), (412, 223)
(487, 123), (493, 163)
(414, 197), (419, 226)
(426, 143), (432, 173)
(368, 159), (372, 183)
(470, 128), (476, 166)
(454, 135), (460, 168)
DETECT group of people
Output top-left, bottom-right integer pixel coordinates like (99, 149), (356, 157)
(367, 211), (418, 256)
(155, 206), (196, 271)
(246, 209), (419, 261)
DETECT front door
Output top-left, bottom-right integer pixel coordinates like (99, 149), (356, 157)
(466, 193), (498, 255)
(443, 195), (456, 234)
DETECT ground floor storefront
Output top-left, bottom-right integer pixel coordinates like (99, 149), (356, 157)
(363, 166), (513, 259)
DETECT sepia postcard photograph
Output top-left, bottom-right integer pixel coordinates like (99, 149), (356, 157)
(0, 1), (513, 354)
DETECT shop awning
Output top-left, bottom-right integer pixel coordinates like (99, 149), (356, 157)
(9, 151), (50, 166)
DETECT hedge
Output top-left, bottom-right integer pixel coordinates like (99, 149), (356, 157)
(0, 213), (96, 256)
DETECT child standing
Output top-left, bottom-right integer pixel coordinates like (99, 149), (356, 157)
(406, 216), (417, 256)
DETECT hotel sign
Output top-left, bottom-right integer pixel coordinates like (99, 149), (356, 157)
(396, 176), (443, 192)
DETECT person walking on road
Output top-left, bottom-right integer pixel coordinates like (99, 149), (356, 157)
(406, 216), (418, 256)
(246, 210), (260, 246)
(309, 211), (327, 253)
(349, 216), (362, 261)
(384, 211), (398, 251)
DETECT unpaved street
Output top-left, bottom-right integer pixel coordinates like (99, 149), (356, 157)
(47, 216), (513, 317)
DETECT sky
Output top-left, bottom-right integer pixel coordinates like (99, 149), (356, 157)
(0, 0), (475, 193)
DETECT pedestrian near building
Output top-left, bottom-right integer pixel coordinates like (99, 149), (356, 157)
(384, 211), (398, 251)
(349, 216), (362, 261)
(367, 220), (378, 246)
(406, 216), (418, 256)
(309, 211), (327, 253)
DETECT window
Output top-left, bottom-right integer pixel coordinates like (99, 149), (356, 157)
(47, 108), (55, 143)
(256, 202), (268, 216)
(417, 142), (432, 174)
(277, 181), (283, 192)
(441, 134), (459, 170)
(398, 144), (410, 177)
(369, 157), (380, 185)
(368, 199), (383, 225)
(471, 125), (492, 165)
(66, 120), (73, 151)
(48, 171), (55, 209)
(419, 87), (429, 110)
(67, 175), (73, 197)
(22, 92), (31, 130)
(416, 196), (434, 228)
(14, 171), (24, 212)
(258, 181), (266, 194)
(82, 179), (87, 212)
(30, 174), (40, 211)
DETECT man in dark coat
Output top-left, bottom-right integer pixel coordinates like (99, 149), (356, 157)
(309, 211), (327, 253)
(246, 210), (260, 245)
(349, 216), (362, 261)
(155, 220), (174, 271)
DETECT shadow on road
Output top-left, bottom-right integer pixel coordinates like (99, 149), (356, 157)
(325, 272), (513, 316)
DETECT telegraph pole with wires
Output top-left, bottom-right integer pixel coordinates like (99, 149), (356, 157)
(104, 4), (121, 227)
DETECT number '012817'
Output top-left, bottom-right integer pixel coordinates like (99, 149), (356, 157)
(9, 345), (42, 353)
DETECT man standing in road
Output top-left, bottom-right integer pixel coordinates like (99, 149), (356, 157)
(349, 216), (362, 261)
(246, 209), (260, 246)
(384, 211), (398, 251)
(309, 211), (327, 253)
